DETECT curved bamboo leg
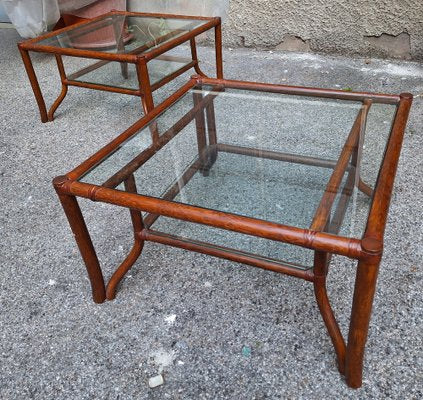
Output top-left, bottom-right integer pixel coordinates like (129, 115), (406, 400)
(358, 178), (373, 197)
(106, 174), (145, 300)
(48, 54), (69, 121)
(190, 38), (207, 77)
(106, 239), (144, 300)
(48, 84), (68, 121)
(18, 45), (48, 123)
(313, 251), (346, 374)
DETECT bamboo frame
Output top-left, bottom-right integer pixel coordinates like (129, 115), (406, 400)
(310, 100), (372, 231)
(53, 76), (412, 388)
(18, 11), (223, 122)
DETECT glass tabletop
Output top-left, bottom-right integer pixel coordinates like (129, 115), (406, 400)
(77, 83), (397, 268)
(36, 14), (206, 54)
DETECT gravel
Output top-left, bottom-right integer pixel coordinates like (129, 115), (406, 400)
(1, 27), (422, 399)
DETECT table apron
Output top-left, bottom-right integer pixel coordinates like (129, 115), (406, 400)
(58, 179), (367, 261)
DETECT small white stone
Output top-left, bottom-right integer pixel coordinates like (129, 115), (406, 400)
(164, 314), (176, 324)
(204, 281), (212, 288)
(177, 360), (185, 365)
(48, 279), (56, 286)
(148, 374), (164, 388)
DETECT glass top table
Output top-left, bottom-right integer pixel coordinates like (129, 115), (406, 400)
(74, 79), (396, 265)
(53, 76), (413, 388)
(18, 11), (223, 122)
(37, 13), (206, 52)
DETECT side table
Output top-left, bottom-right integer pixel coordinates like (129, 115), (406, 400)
(18, 11), (223, 122)
(53, 76), (413, 387)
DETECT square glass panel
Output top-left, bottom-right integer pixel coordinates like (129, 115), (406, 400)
(36, 14), (206, 53)
(36, 14), (206, 91)
(78, 84), (397, 267)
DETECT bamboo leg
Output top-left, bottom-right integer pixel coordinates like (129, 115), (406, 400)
(190, 37), (206, 76)
(106, 174), (145, 300)
(345, 247), (382, 388)
(192, 91), (209, 176)
(313, 251), (347, 374)
(112, 15), (128, 79)
(18, 45), (48, 123)
(214, 23), (223, 78)
(48, 54), (69, 121)
(53, 177), (106, 303)
(205, 98), (218, 168)
(140, 95), (150, 115)
(136, 59), (160, 145)
(353, 99), (373, 197)
(344, 93), (412, 387)
(106, 240), (144, 300)
(358, 178), (373, 197)
(313, 123), (361, 374)
(136, 59), (154, 111)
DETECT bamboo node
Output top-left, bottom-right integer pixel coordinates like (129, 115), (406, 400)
(87, 185), (101, 201)
(361, 237), (383, 254)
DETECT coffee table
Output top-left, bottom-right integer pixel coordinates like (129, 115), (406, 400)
(53, 76), (412, 388)
(18, 11), (223, 122)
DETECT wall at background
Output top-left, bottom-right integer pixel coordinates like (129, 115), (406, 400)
(3, 0), (419, 60)
(0, 2), (10, 22)
(221, 0), (423, 60)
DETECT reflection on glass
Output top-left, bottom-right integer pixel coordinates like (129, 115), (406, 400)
(78, 85), (397, 267)
(37, 15), (204, 53)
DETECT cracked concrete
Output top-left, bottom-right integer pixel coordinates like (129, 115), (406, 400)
(365, 32), (411, 60)
(275, 34), (311, 52)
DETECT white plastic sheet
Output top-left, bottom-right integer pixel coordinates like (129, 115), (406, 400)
(2, 0), (60, 38)
(1, 0), (96, 38)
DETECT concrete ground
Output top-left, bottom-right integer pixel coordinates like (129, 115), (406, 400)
(1, 27), (422, 399)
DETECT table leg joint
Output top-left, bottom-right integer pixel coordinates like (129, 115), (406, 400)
(313, 251), (347, 374)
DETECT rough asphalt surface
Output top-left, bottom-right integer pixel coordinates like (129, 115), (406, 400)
(1, 27), (422, 399)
